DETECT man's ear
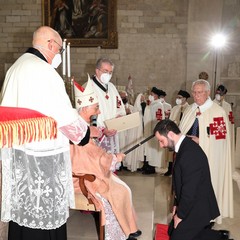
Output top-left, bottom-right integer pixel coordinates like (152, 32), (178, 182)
(167, 131), (174, 140)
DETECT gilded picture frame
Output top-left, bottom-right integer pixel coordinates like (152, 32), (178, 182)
(42, 0), (118, 48)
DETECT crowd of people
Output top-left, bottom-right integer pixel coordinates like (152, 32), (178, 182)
(0, 25), (236, 240)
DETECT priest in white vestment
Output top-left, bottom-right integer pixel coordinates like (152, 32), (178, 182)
(158, 90), (172, 119)
(143, 87), (166, 174)
(0, 26), (89, 240)
(119, 91), (144, 172)
(85, 58), (126, 159)
(179, 79), (233, 224)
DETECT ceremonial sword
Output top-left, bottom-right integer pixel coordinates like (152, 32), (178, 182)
(124, 134), (155, 155)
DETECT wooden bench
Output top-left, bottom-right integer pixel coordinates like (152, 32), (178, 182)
(72, 173), (104, 240)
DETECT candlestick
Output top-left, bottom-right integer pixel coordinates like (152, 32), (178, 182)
(62, 39), (66, 76)
(71, 76), (75, 107)
(67, 43), (71, 78)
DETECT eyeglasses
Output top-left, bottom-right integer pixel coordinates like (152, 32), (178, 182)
(88, 104), (100, 110)
(98, 68), (113, 75)
(48, 39), (64, 54)
(192, 91), (207, 96)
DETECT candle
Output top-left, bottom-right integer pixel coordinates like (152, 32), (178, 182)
(67, 42), (71, 78)
(62, 39), (66, 76)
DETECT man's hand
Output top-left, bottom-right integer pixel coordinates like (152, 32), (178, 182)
(103, 128), (117, 137)
(173, 214), (182, 229)
(172, 206), (177, 216)
(90, 126), (102, 138)
(116, 153), (126, 162)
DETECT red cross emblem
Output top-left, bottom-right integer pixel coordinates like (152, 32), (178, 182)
(77, 99), (82, 105)
(209, 117), (227, 140)
(228, 111), (234, 124)
(117, 96), (122, 108)
(156, 108), (162, 121)
(89, 96), (94, 103)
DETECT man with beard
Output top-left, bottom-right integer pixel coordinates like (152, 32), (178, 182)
(154, 119), (231, 240)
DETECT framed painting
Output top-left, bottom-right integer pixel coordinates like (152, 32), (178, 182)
(42, 0), (118, 48)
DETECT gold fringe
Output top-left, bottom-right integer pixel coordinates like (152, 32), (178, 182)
(0, 117), (57, 148)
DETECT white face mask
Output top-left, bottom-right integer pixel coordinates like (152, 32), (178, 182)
(148, 95), (154, 102)
(100, 73), (112, 84)
(34, 45), (62, 68)
(159, 98), (164, 103)
(176, 98), (182, 105)
(215, 94), (221, 101)
(51, 53), (62, 68)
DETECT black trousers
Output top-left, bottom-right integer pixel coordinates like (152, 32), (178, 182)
(8, 221), (67, 240)
(169, 219), (222, 240)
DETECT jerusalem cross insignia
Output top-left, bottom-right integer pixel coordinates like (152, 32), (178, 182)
(209, 117), (227, 140)
(156, 109), (162, 121)
(117, 96), (122, 108)
(228, 111), (234, 124)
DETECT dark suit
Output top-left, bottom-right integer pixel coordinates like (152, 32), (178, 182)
(170, 136), (221, 240)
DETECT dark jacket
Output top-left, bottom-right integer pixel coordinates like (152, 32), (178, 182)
(173, 136), (220, 228)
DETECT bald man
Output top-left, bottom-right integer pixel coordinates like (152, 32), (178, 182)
(0, 26), (89, 240)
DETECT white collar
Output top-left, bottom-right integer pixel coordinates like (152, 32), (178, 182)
(78, 114), (90, 126)
(175, 135), (185, 153)
(192, 97), (213, 113)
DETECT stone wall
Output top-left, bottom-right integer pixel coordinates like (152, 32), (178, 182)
(0, 0), (240, 126)
(0, 0), (188, 106)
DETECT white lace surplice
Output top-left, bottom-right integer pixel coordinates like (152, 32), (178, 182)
(96, 194), (126, 240)
(1, 146), (74, 230)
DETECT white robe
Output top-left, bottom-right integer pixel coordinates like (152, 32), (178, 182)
(120, 98), (144, 172)
(162, 100), (172, 119)
(0, 52), (88, 229)
(144, 99), (166, 168)
(179, 98), (233, 223)
(90, 77), (126, 154)
(169, 102), (189, 126)
(214, 99), (235, 171)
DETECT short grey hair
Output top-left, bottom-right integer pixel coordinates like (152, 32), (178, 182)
(96, 57), (114, 70)
(192, 79), (211, 91)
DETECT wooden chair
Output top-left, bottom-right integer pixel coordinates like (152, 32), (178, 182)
(72, 173), (104, 240)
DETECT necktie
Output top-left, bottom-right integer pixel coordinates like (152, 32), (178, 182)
(191, 107), (201, 136)
(179, 106), (183, 121)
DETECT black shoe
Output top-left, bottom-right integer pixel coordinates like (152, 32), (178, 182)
(142, 166), (156, 174)
(204, 221), (215, 229)
(122, 166), (130, 171)
(126, 236), (137, 240)
(164, 162), (173, 176)
(219, 230), (230, 239)
(129, 230), (142, 238)
(137, 161), (149, 172)
(164, 170), (172, 176)
(137, 166), (145, 172)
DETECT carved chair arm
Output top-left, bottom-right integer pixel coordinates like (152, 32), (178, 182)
(72, 173), (96, 204)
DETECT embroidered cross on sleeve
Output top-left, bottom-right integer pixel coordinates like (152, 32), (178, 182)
(228, 111), (234, 124)
(156, 109), (163, 121)
(116, 96), (122, 108)
(209, 117), (227, 139)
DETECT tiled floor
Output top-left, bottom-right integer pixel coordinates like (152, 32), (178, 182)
(67, 169), (240, 240)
